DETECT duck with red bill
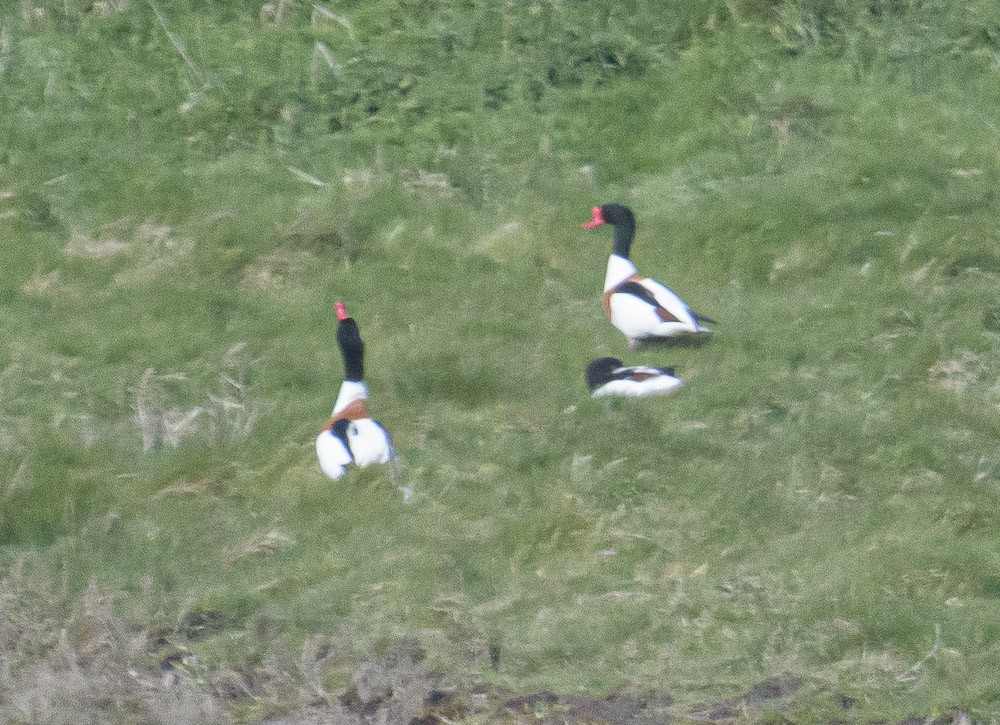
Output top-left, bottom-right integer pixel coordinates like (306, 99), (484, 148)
(582, 203), (714, 347)
(315, 302), (394, 481)
(582, 206), (606, 229)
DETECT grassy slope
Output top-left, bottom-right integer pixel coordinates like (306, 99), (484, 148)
(2, 0), (1000, 721)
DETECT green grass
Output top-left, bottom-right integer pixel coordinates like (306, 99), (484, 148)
(2, 0), (1000, 721)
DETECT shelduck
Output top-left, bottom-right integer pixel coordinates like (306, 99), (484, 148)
(583, 203), (713, 347)
(315, 302), (393, 481)
(585, 357), (683, 398)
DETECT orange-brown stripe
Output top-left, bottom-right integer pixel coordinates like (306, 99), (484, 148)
(322, 397), (371, 432)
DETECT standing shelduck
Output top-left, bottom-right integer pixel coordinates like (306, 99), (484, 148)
(585, 357), (683, 398)
(583, 203), (713, 347)
(315, 302), (393, 481)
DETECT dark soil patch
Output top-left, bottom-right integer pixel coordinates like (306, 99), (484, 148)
(259, 662), (978, 725)
(176, 609), (237, 641)
(688, 674), (803, 721)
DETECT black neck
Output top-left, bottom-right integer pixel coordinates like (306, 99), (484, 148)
(611, 218), (635, 259)
(337, 318), (365, 382)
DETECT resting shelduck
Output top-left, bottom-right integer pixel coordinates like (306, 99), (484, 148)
(585, 357), (683, 398)
(582, 203), (713, 347)
(315, 302), (393, 481)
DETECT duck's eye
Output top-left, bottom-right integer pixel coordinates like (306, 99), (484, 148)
(348, 422), (358, 436)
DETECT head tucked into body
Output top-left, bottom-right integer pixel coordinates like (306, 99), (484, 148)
(585, 356), (625, 390)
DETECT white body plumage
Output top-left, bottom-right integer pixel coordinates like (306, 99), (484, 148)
(604, 255), (708, 344)
(585, 357), (683, 398)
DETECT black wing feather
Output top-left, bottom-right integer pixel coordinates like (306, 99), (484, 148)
(615, 281), (661, 310)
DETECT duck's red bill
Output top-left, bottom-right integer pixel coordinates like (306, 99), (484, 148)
(582, 206), (605, 229)
(335, 302), (349, 321)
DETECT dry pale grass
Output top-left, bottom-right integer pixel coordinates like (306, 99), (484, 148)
(89, 0), (132, 17)
(0, 562), (451, 724)
(151, 476), (212, 498)
(240, 250), (316, 291)
(19, 1), (132, 21)
(133, 344), (259, 452)
(0, 25), (11, 79)
(404, 169), (454, 195)
(928, 349), (988, 396)
(0, 559), (976, 723)
(19, 269), (65, 299)
(768, 243), (808, 283)
(0, 415), (29, 455)
(62, 231), (131, 260)
(0, 565), (223, 725)
(222, 528), (296, 566)
(113, 221), (195, 287)
(53, 221), (194, 293)
(0, 349), (100, 459)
